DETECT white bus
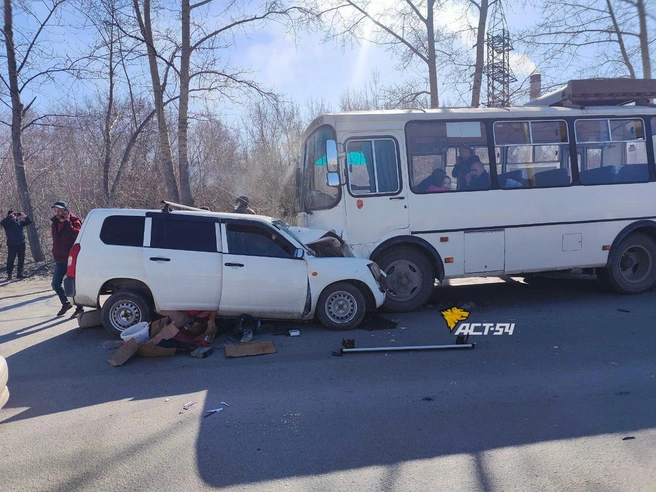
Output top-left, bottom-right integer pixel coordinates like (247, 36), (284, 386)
(296, 79), (656, 312)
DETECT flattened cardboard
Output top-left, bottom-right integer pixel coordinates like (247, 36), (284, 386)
(225, 341), (276, 358)
(137, 343), (176, 357)
(148, 318), (179, 346)
(107, 338), (139, 366)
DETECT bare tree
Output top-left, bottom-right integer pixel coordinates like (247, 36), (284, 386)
(519, 0), (653, 84)
(0, 0), (75, 262)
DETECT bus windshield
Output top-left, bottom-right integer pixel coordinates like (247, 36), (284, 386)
(302, 124), (340, 211)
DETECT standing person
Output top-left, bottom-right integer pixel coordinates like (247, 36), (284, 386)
(233, 196), (255, 215)
(451, 144), (479, 190)
(1, 210), (32, 280)
(50, 201), (83, 317)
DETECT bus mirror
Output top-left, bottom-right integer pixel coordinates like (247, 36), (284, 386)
(294, 248), (305, 259)
(326, 172), (340, 187)
(326, 139), (338, 171)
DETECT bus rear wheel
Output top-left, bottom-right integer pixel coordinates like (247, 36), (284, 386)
(376, 247), (434, 312)
(598, 233), (656, 294)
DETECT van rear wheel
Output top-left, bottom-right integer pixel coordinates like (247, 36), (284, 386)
(376, 247), (434, 312)
(101, 290), (153, 338)
(598, 233), (656, 294)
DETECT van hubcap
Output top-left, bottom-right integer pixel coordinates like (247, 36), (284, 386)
(110, 301), (142, 331)
(619, 245), (652, 284)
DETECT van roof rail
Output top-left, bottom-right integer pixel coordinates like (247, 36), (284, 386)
(161, 200), (206, 213)
(524, 78), (656, 108)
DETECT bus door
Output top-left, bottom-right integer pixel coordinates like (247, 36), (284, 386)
(343, 137), (409, 245)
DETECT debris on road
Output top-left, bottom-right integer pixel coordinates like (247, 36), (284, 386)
(288, 329), (300, 337)
(204, 408), (224, 418)
(617, 308), (631, 313)
(182, 401), (197, 410)
(622, 436), (635, 441)
(225, 341), (276, 358)
(220, 401), (230, 407)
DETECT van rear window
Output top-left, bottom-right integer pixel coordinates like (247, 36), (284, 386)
(100, 216), (145, 247)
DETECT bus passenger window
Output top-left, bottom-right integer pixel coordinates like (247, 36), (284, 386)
(494, 120), (571, 188)
(576, 118), (648, 185)
(406, 120), (489, 192)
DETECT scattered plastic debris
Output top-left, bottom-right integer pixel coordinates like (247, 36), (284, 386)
(622, 436), (635, 441)
(165, 398), (171, 402)
(204, 408), (224, 418)
(182, 401), (197, 410)
(288, 329), (300, 337)
(618, 308), (631, 313)
(220, 401), (230, 407)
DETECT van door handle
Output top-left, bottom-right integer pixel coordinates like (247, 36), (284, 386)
(225, 262), (244, 267)
(389, 196), (405, 200)
(149, 257), (171, 262)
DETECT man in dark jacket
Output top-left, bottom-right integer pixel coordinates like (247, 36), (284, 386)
(50, 201), (83, 316)
(233, 196), (256, 215)
(1, 210), (32, 280)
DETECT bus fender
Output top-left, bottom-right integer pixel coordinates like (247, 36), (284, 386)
(606, 220), (656, 267)
(370, 236), (445, 281)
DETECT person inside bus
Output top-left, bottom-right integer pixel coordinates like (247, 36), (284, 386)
(425, 169), (449, 192)
(462, 158), (490, 191)
(452, 144), (479, 190)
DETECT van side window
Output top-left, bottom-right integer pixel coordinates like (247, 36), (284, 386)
(575, 118), (648, 184)
(494, 120), (571, 188)
(226, 223), (295, 258)
(346, 139), (400, 195)
(151, 218), (216, 252)
(100, 216), (145, 247)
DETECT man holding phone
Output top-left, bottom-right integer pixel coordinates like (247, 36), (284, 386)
(1, 209), (32, 280)
(51, 201), (83, 316)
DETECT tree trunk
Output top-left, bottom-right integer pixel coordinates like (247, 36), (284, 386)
(3, 0), (45, 262)
(607, 0), (636, 78)
(178, 0), (194, 206)
(636, 0), (651, 79)
(471, 0), (488, 108)
(102, 10), (116, 206)
(426, 0), (439, 108)
(134, 0), (180, 202)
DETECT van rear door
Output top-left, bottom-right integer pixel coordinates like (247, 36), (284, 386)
(144, 214), (222, 310)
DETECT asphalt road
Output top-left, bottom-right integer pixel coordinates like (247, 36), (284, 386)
(0, 275), (655, 491)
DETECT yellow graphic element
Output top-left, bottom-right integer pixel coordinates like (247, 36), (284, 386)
(440, 307), (470, 331)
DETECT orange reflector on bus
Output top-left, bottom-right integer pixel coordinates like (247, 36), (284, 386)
(445, 257), (454, 264)
(312, 272), (318, 276)
(440, 237), (448, 242)
(356, 199), (364, 209)
(602, 245), (611, 251)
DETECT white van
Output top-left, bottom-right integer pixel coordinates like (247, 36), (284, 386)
(64, 205), (385, 337)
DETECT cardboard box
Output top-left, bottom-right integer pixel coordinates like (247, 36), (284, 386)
(137, 344), (176, 357)
(107, 338), (139, 366)
(148, 317), (179, 345)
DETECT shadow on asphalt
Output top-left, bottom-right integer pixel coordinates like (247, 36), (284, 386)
(2, 275), (655, 488)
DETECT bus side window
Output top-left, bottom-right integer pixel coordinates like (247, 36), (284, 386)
(347, 139), (400, 195)
(576, 118), (648, 185)
(495, 120), (571, 188)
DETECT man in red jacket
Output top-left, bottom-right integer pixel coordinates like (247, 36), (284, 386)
(51, 201), (82, 317)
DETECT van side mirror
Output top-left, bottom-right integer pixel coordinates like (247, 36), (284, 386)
(294, 248), (305, 259)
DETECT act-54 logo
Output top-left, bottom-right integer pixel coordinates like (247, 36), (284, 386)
(440, 307), (515, 336)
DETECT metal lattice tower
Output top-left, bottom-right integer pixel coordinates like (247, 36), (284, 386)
(485, 0), (516, 107)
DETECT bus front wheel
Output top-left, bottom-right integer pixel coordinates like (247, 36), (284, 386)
(598, 233), (656, 294)
(376, 247), (434, 312)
